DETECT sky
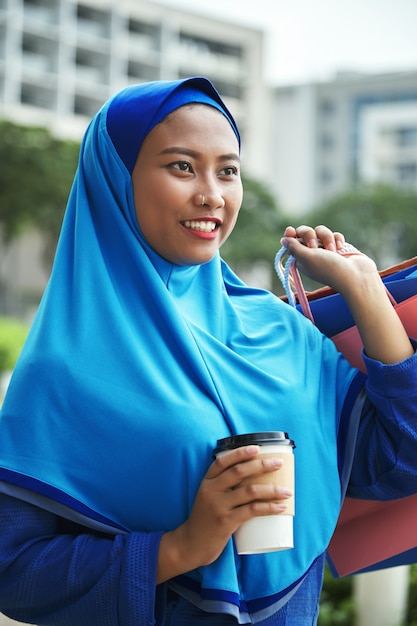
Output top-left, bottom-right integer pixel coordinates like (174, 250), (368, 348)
(160, 0), (417, 86)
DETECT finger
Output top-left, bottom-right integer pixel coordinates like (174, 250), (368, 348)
(333, 231), (346, 250)
(219, 455), (285, 492)
(230, 482), (293, 509)
(283, 225), (297, 239)
(206, 445), (260, 480)
(229, 486), (291, 524)
(313, 225), (338, 251)
(287, 225), (346, 253)
(243, 500), (289, 518)
(208, 448), (285, 491)
(210, 484), (291, 533)
(292, 225), (318, 248)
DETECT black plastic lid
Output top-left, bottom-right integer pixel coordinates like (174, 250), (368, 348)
(214, 431), (295, 456)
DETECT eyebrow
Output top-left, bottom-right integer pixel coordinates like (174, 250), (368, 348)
(159, 146), (240, 163)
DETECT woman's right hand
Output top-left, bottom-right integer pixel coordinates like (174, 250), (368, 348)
(156, 445), (292, 583)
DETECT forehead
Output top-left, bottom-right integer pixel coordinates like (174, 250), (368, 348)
(144, 104), (239, 151)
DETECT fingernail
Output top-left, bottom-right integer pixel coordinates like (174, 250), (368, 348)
(245, 445), (259, 456)
(274, 503), (287, 512)
(269, 458), (283, 468)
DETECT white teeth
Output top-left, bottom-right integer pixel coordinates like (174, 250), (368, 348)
(183, 220), (217, 232)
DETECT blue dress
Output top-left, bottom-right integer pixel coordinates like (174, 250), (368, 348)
(1, 348), (417, 625)
(0, 77), (417, 625)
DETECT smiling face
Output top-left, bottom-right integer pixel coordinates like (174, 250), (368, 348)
(131, 104), (243, 266)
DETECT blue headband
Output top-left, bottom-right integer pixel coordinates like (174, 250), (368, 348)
(106, 76), (241, 174)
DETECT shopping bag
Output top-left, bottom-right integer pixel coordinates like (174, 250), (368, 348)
(276, 252), (417, 576)
(297, 257), (417, 338)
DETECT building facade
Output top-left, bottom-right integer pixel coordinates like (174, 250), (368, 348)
(2, 0), (417, 312)
(0, 0), (267, 178)
(269, 70), (417, 215)
(0, 0), (268, 314)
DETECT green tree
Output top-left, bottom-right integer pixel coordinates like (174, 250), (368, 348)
(0, 316), (29, 373)
(222, 175), (285, 264)
(0, 122), (285, 278)
(406, 564), (417, 625)
(306, 184), (417, 269)
(0, 120), (78, 265)
(221, 175), (287, 290)
(0, 121), (50, 240)
(318, 565), (355, 625)
(34, 133), (79, 267)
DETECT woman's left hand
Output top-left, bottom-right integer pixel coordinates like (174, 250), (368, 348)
(281, 224), (377, 294)
(282, 224), (414, 365)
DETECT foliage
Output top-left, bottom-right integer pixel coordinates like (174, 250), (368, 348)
(0, 121), (286, 275)
(0, 121), (49, 240)
(221, 175), (287, 291)
(221, 175), (286, 265)
(4, 119), (417, 293)
(318, 563), (417, 626)
(318, 565), (355, 625)
(0, 120), (79, 266)
(306, 184), (417, 269)
(405, 564), (417, 625)
(0, 317), (29, 373)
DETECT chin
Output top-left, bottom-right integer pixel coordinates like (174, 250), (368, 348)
(173, 253), (217, 267)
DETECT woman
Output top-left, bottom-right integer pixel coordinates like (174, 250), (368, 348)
(0, 76), (416, 625)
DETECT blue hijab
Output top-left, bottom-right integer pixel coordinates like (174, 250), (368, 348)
(0, 77), (359, 623)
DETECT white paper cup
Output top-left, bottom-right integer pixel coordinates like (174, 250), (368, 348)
(214, 432), (295, 555)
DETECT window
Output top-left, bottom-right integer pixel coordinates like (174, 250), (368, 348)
(20, 83), (56, 110)
(76, 4), (111, 39)
(318, 132), (334, 150)
(396, 127), (417, 147)
(319, 167), (334, 184)
(75, 47), (109, 85)
(318, 98), (336, 116)
(396, 162), (417, 185)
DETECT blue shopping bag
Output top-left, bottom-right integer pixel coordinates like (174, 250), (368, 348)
(278, 254), (417, 576)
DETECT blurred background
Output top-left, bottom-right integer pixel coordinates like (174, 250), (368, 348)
(0, 1), (417, 624)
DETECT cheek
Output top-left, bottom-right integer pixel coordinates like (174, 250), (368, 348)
(229, 188), (243, 222)
(233, 180), (243, 206)
(133, 184), (168, 229)
(141, 177), (185, 218)
(221, 195), (242, 243)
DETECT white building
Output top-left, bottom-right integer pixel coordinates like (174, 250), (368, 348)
(0, 0), (268, 180)
(2, 1), (417, 311)
(0, 0), (268, 314)
(269, 70), (417, 216)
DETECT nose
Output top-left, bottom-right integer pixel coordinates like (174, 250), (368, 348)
(194, 182), (225, 210)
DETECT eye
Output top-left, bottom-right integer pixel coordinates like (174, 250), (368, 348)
(220, 165), (239, 177)
(170, 161), (193, 173)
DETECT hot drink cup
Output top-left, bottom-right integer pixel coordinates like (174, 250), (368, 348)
(214, 431), (295, 555)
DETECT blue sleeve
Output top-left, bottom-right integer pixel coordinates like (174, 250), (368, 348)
(0, 493), (166, 626)
(347, 340), (417, 500)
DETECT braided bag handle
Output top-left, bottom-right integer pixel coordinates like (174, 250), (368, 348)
(275, 244), (397, 324)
